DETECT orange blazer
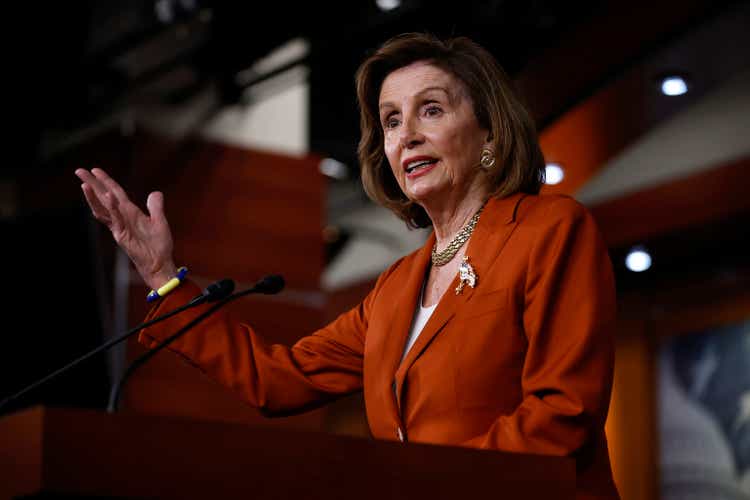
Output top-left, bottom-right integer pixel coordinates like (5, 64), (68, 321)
(140, 193), (619, 499)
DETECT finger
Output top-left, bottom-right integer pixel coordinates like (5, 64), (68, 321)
(100, 191), (125, 236)
(81, 184), (112, 223)
(146, 191), (166, 222)
(91, 168), (131, 206)
(146, 192), (173, 242)
(75, 168), (109, 199)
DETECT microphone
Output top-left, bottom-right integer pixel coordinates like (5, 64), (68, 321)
(107, 275), (285, 412)
(252, 274), (285, 295)
(0, 278), (234, 413)
(188, 278), (236, 306)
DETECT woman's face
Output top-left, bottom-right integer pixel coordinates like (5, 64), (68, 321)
(379, 61), (491, 207)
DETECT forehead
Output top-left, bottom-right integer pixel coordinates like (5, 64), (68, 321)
(378, 61), (464, 105)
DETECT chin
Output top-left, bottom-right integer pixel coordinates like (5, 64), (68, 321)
(407, 185), (447, 206)
(405, 189), (434, 204)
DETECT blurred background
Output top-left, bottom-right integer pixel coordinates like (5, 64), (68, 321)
(1, 1), (749, 499)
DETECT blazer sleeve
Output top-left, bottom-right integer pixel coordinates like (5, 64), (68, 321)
(137, 263), (396, 416)
(466, 197), (616, 455)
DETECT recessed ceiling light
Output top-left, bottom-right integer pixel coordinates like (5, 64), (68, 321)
(545, 163), (564, 185)
(625, 247), (652, 272)
(661, 76), (688, 96)
(375, 0), (401, 11)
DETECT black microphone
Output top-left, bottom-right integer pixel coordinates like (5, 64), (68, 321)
(0, 278), (234, 413)
(253, 274), (285, 295)
(107, 275), (285, 412)
(188, 278), (236, 306)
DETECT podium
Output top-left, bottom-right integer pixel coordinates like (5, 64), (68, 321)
(0, 406), (574, 499)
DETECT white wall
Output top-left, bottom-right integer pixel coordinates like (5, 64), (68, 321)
(139, 38), (310, 156)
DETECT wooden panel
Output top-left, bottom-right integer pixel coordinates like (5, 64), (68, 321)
(606, 313), (659, 500)
(539, 67), (648, 195)
(0, 407), (43, 499)
(590, 156), (750, 248)
(123, 372), (328, 429)
(127, 132), (325, 290)
(120, 132), (330, 431)
(1, 406), (575, 500)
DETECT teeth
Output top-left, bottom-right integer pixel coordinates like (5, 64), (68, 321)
(406, 159), (436, 173)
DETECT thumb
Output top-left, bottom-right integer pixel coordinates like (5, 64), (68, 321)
(146, 191), (166, 221)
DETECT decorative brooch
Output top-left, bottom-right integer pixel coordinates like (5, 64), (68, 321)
(455, 256), (478, 295)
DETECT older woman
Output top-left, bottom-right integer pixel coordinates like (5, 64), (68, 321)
(76, 33), (619, 499)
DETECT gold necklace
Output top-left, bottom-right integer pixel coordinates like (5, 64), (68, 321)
(431, 202), (486, 267)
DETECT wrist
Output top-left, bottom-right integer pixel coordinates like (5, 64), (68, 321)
(145, 263), (179, 291)
(146, 266), (188, 303)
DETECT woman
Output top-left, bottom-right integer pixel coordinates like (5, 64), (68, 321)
(76, 33), (619, 499)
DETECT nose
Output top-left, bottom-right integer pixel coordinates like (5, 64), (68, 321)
(399, 115), (424, 149)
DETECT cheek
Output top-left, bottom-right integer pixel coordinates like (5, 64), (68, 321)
(383, 134), (397, 158)
(448, 131), (481, 164)
(383, 137), (401, 174)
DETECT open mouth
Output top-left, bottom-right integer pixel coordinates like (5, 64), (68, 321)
(405, 159), (438, 174)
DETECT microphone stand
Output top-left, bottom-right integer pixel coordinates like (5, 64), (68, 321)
(0, 281), (232, 413)
(107, 275), (284, 413)
(107, 297), (230, 412)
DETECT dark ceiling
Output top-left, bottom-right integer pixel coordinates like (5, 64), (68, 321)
(12, 0), (610, 173)
(10, 0), (742, 178)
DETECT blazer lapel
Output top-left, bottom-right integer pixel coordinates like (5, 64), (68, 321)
(378, 234), (433, 417)
(393, 193), (527, 410)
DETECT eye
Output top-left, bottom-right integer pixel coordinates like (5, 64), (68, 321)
(423, 104), (443, 117)
(383, 114), (400, 129)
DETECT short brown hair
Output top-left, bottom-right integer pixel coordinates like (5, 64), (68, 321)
(355, 33), (545, 228)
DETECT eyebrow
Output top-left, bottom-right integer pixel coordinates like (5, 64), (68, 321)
(378, 86), (453, 112)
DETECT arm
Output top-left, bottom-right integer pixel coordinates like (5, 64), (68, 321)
(138, 264), (396, 416)
(75, 167), (375, 415)
(466, 197), (616, 455)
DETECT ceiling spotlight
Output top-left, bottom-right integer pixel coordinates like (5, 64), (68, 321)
(625, 246), (652, 273)
(545, 163), (564, 185)
(660, 76), (688, 96)
(376, 0), (401, 11)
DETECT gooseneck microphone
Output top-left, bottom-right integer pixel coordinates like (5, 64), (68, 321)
(251, 274), (285, 294)
(107, 275), (285, 413)
(0, 278), (236, 413)
(188, 278), (236, 306)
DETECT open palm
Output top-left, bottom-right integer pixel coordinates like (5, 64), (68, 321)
(75, 168), (177, 290)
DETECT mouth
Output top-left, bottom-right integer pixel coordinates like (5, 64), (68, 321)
(403, 157), (439, 175)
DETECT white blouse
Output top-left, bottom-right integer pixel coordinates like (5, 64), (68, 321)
(400, 279), (438, 361)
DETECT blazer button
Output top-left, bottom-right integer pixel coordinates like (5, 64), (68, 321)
(396, 427), (405, 442)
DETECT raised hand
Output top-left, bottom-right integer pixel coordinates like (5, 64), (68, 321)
(75, 167), (177, 291)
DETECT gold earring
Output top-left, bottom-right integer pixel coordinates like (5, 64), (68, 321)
(480, 149), (496, 169)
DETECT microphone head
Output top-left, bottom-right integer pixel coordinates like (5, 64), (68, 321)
(204, 279), (235, 302)
(254, 275), (285, 295)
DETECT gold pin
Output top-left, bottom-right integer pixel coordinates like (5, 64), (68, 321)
(455, 256), (477, 295)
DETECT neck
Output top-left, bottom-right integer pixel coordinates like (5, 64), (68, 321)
(424, 189), (487, 251)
